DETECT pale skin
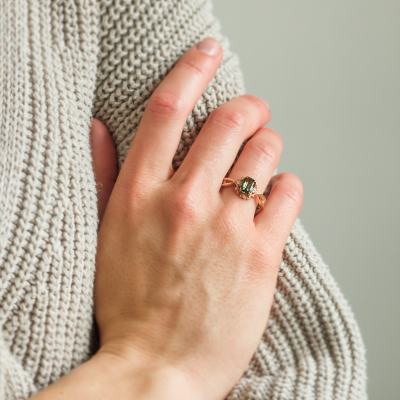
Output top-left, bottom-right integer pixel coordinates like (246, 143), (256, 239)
(31, 38), (303, 400)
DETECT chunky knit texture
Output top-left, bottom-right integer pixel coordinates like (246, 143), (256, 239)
(0, 0), (367, 399)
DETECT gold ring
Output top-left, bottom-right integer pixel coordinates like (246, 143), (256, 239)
(221, 176), (266, 216)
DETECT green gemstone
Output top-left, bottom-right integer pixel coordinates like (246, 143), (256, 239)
(239, 177), (256, 195)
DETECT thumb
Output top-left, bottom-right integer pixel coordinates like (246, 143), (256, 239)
(90, 118), (118, 222)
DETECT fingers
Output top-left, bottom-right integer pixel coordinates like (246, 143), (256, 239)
(118, 38), (223, 188)
(90, 119), (118, 222)
(174, 95), (271, 188)
(254, 173), (303, 257)
(222, 128), (282, 215)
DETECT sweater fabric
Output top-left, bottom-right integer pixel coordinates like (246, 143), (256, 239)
(0, 0), (367, 399)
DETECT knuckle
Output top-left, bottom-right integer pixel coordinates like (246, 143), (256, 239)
(251, 242), (270, 265)
(248, 139), (278, 168)
(246, 241), (279, 281)
(243, 95), (267, 112)
(120, 176), (152, 208)
(265, 128), (283, 148)
(180, 58), (206, 77)
(276, 176), (303, 208)
(168, 185), (202, 223)
(148, 92), (185, 118)
(209, 107), (247, 131)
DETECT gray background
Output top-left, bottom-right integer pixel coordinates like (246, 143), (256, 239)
(212, 0), (400, 398)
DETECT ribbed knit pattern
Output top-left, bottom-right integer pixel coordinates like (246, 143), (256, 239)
(0, 0), (367, 399)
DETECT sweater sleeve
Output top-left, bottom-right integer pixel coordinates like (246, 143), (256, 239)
(92, 1), (367, 399)
(0, 1), (38, 397)
(0, 332), (36, 400)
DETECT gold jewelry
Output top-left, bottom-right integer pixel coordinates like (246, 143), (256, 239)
(221, 176), (266, 216)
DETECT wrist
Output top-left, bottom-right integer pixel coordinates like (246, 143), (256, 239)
(94, 348), (203, 400)
(96, 330), (234, 400)
(31, 346), (201, 400)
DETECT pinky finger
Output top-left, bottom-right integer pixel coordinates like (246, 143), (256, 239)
(254, 173), (303, 254)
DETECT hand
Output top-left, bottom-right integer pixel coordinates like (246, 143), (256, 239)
(94, 38), (303, 400)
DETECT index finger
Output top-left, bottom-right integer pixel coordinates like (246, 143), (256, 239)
(118, 38), (223, 189)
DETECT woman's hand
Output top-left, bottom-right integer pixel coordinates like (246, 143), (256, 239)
(32, 38), (302, 400)
(94, 38), (303, 400)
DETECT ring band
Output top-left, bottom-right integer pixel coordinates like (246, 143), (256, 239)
(221, 176), (266, 216)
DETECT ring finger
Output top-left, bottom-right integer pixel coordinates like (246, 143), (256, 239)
(222, 128), (283, 217)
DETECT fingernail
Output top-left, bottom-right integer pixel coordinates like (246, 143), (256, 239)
(261, 99), (270, 110)
(196, 38), (220, 56)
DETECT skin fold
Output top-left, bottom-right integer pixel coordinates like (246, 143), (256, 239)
(31, 38), (302, 400)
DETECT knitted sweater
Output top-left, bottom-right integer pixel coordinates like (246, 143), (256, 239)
(0, 0), (367, 399)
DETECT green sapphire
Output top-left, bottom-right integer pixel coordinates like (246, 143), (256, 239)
(239, 177), (256, 196)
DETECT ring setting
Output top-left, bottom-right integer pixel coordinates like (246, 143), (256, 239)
(234, 176), (259, 199)
(221, 176), (266, 215)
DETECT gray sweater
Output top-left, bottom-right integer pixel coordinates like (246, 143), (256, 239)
(0, 0), (367, 399)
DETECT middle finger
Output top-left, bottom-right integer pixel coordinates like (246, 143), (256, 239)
(173, 95), (271, 189)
